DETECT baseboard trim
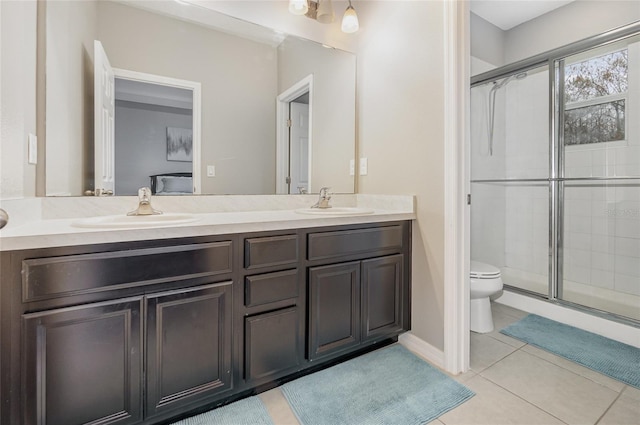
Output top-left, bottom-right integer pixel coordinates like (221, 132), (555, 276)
(496, 290), (640, 348)
(399, 332), (445, 369)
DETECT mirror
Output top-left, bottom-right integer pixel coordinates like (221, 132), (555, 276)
(43, 0), (356, 196)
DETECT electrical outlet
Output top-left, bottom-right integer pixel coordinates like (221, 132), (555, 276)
(349, 159), (355, 176)
(207, 165), (215, 177)
(359, 157), (368, 176)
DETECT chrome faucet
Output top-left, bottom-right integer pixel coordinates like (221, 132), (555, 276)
(0, 208), (8, 229)
(311, 187), (332, 209)
(127, 187), (162, 216)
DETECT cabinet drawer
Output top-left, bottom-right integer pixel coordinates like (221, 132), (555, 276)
(308, 225), (403, 261)
(22, 241), (233, 302)
(244, 235), (298, 269)
(245, 307), (301, 382)
(245, 269), (298, 307)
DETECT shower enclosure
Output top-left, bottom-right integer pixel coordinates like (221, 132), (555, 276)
(471, 23), (640, 324)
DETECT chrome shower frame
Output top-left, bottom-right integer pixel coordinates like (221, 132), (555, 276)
(470, 20), (640, 327)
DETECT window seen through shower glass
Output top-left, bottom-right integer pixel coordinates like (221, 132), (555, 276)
(564, 49), (627, 146)
(562, 34), (640, 179)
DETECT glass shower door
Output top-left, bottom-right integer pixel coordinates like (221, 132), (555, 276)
(470, 64), (551, 297)
(557, 34), (640, 321)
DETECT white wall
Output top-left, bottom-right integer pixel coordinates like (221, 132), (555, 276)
(0, 0), (37, 199)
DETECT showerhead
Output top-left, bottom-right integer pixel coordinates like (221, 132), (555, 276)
(491, 71), (528, 91)
(486, 70), (528, 156)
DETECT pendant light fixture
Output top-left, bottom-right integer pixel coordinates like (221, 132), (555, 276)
(289, 0), (309, 16)
(316, 0), (335, 24)
(341, 0), (359, 33)
(289, 0), (359, 34)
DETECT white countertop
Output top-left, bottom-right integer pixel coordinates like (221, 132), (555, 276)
(0, 194), (415, 251)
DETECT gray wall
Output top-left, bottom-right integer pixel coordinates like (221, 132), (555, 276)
(505, 0), (640, 64)
(470, 12), (505, 67)
(114, 101), (192, 195)
(471, 0), (640, 69)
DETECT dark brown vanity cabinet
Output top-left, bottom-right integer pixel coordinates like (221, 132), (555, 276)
(1, 221), (411, 425)
(241, 234), (304, 387)
(21, 283), (233, 425)
(4, 237), (235, 425)
(308, 254), (405, 361)
(307, 224), (410, 362)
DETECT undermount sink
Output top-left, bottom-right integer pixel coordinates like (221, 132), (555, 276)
(295, 207), (375, 216)
(71, 213), (200, 229)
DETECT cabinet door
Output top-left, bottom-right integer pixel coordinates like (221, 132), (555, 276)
(308, 262), (360, 360)
(22, 297), (143, 425)
(146, 282), (232, 418)
(245, 307), (301, 383)
(362, 255), (404, 342)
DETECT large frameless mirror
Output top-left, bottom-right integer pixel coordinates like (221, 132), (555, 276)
(43, 0), (356, 197)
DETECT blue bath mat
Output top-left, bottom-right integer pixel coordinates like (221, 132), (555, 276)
(501, 314), (640, 389)
(281, 344), (474, 425)
(170, 395), (273, 425)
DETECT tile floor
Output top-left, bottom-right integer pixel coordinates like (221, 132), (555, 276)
(257, 302), (640, 425)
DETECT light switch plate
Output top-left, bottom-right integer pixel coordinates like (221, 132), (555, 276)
(28, 133), (38, 164)
(207, 165), (215, 177)
(349, 159), (355, 176)
(359, 157), (368, 175)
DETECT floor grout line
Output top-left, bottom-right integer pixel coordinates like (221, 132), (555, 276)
(593, 387), (625, 425)
(475, 363), (571, 425)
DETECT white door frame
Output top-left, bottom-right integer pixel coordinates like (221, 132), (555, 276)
(443, 0), (470, 374)
(113, 68), (202, 194)
(276, 74), (313, 194)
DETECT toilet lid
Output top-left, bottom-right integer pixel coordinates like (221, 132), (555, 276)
(470, 261), (501, 279)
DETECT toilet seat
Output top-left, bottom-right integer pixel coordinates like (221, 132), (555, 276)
(470, 261), (501, 279)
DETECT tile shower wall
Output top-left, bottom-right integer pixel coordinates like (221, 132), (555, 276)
(564, 182), (640, 298)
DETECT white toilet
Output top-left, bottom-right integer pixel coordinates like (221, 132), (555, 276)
(470, 261), (503, 333)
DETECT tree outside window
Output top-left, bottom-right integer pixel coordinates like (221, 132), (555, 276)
(564, 49), (628, 145)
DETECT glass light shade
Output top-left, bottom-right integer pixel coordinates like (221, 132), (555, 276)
(316, 0), (335, 24)
(289, 0), (309, 16)
(341, 6), (359, 33)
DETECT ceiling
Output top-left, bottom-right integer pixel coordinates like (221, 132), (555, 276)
(470, 0), (576, 31)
